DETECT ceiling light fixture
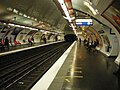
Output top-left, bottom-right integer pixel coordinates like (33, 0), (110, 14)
(8, 23), (38, 31)
(84, 0), (99, 15)
(58, 0), (78, 36)
(58, 0), (72, 22)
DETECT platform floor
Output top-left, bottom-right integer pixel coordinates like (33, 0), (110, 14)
(48, 41), (119, 90)
(0, 41), (59, 56)
(0, 41), (119, 90)
(0, 42), (43, 53)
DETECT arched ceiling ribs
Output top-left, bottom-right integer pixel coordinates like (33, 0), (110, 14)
(88, 26), (103, 46)
(84, 30), (93, 41)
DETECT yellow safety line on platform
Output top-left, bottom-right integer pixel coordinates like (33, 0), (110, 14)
(69, 66), (82, 69)
(68, 71), (82, 73)
(66, 76), (83, 78)
(65, 79), (70, 82)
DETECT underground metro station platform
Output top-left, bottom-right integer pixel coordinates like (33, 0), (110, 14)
(0, 0), (120, 90)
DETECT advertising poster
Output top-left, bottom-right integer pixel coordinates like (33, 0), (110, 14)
(102, 0), (120, 34)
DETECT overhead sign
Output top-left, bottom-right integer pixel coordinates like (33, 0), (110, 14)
(76, 19), (93, 26)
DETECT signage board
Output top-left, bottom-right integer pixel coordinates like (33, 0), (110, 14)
(76, 19), (93, 26)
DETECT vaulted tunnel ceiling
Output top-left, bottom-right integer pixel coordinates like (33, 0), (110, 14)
(0, 0), (67, 33)
(0, 0), (120, 34)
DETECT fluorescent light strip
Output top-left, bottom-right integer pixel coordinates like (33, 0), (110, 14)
(58, 0), (77, 36)
(58, 0), (72, 22)
(8, 23), (38, 31)
(84, 1), (99, 15)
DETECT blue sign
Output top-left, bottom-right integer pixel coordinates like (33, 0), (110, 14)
(76, 22), (93, 26)
(76, 19), (93, 26)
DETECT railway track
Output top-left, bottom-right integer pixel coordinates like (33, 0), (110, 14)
(0, 42), (72, 90)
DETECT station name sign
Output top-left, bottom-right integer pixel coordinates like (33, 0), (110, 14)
(76, 19), (93, 26)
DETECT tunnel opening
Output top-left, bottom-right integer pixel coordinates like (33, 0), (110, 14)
(64, 34), (77, 42)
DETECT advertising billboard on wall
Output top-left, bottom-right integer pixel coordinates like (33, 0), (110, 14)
(102, 0), (120, 34)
